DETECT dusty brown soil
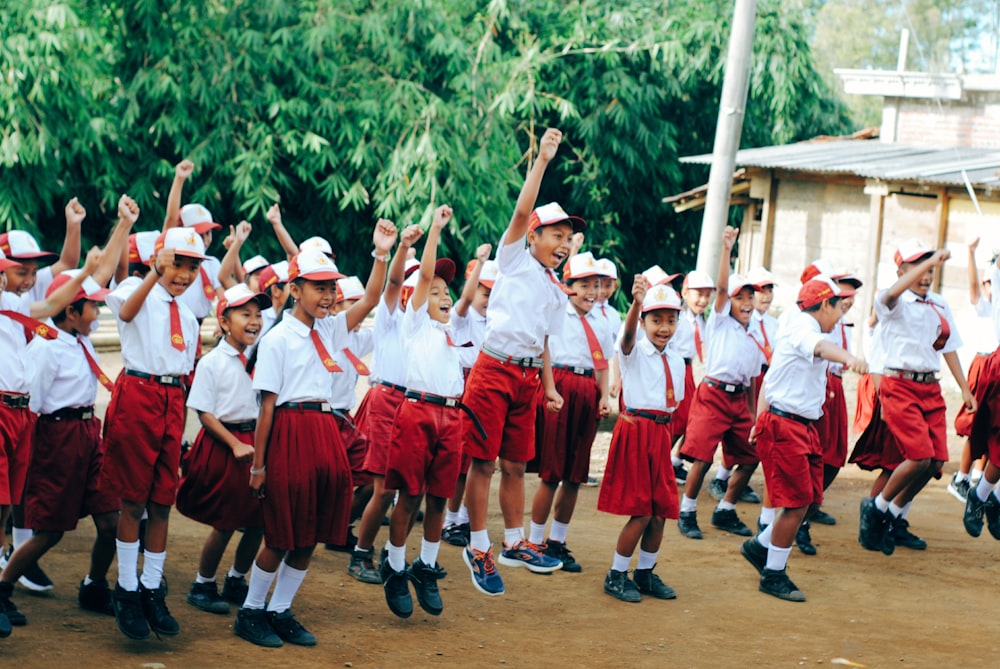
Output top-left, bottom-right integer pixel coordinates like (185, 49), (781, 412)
(3, 353), (996, 668)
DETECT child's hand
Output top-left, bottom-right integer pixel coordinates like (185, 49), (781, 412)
(175, 160), (194, 180)
(538, 128), (562, 163)
(632, 274), (648, 303)
(231, 441), (255, 462)
(969, 237), (980, 252)
(399, 224), (423, 249)
(266, 203), (282, 227)
(222, 225), (236, 250)
(234, 221), (252, 244)
(250, 470), (266, 499)
(82, 246), (102, 274)
(475, 243), (492, 263)
(154, 248), (176, 276)
(432, 205), (453, 230)
(931, 249), (951, 265)
(846, 355), (868, 375)
(545, 387), (564, 413)
(598, 395), (611, 418)
(117, 195), (139, 226)
(65, 197), (86, 227)
(569, 232), (585, 255)
(963, 389), (977, 413)
(722, 226), (739, 251)
(373, 219), (398, 253)
(609, 378), (621, 399)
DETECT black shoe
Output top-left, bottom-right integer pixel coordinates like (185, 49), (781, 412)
(78, 579), (114, 616)
(348, 548), (382, 584)
(810, 509), (837, 526)
(544, 539), (582, 573)
(633, 566), (676, 600)
(740, 538), (768, 575)
(948, 474), (972, 503)
(708, 478), (727, 501)
(220, 575), (249, 605)
(759, 568), (806, 602)
(711, 507), (753, 536)
(603, 569), (641, 603)
(187, 581), (230, 614)
(442, 523), (470, 547)
(678, 511), (703, 539)
(858, 497), (883, 550)
(407, 557), (444, 616)
(0, 581), (26, 626)
(380, 559), (413, 618)
(739, 484), (762, 504)
(795, 523), (817, 556)
(986, 495), (1000, 540)
(879, 510), (895, 556)
(673, 462), (688, 485)
(140, 582), (180, 637)
(892, 517), (927, 550)
(269, 609), (316, 646)
(113, 583), (150, 640)
(965, 491), (987, 538)
(0, 611), (9, 638)
(19, 561), (54, 593)
(234, 607), (282, 648)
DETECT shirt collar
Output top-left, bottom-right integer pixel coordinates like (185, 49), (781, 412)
(636, 334), (666, 357)
(150, 282), (174, 302)
(902, 289), (940, 305)
(216, 339), (241, 357)
(285, 315), (312, 337)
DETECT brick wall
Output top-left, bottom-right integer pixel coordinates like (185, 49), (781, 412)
(894, 95), (1000, 149)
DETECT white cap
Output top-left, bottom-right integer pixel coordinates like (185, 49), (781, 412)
(0, 230), (58, 262)
(217, 284), (272, 320)
(337, 276), (365, 301)
(727, 273), (758, 297)
(563, 252), (602, 280)
(893, 239), (933, 267)
(130, 230), (159, 264)
(641, 284), (682, 313)
(288, 249), (345, 281)
(642, 264), (681, 287)
(480, 260), (499, 287)
(242, 255), (269, 275)
(300, 236), (334, 257)
(528, 202), (586, 233)
(596, 258), (619, 280)
(154, 228), (207, 259)
(179, 204), (221, 233)
(684, 270), (715, 290)
(746, 267), (777, 287)
(270, 260), (289, 282)
(800, 258), (836, 283)
(404, 258), (420, 277)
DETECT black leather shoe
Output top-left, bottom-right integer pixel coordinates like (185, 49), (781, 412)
(544, 539), (582, 573)
(220, 574), (249, 605)
(78, 579), (115, 616)
(986, 495), (1000, 540)
(965, 491), (987, 537)
(407, 557), (445, 615)
(740, 538), (767, 575)
(140, 582), (180, 636)
(603, 569), (641, 603)
(269, 609), (316, 646)
(0, 582), (25, 626)
(678, 511), (703, 539)
(810, 509), (836, 525)
(795, 523), (817, 556)
(892, 517), (926, 550)
(711, 507), (753, 536)
(113, 583), (150, 640)
(633, 566), (676, 599)
(186, 581), (230, 614)
(759, 568), (806, 602)
(858, 497), (883, 550)
(234, 607), (282, 648)
(380, 559), (413, 618)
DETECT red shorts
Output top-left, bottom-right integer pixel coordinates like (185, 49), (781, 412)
(0, 403), (32, 506)
(680, 382), (757, 465)
(818, 373), (848, 468)
(177, 427), (263, 532)
(669, 363), (696, 439)
(532, 369), (600, 484)
(879, 376), (948, 462)
(262, 407), (352, 551)
(461, 352), (540, 463)
(754, 411), (823, 509)
(361, 384), (405, 476)
(852, 373), (877, 435)
(955, 353), (989, 437)
(337, 412), (371, 488)
(597, 411), (677, 519)
(384, 400), (462, 499)
(25, 415), (120, 531)
(99, 373), (186, 506)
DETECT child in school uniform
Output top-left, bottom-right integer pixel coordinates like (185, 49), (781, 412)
(859, 240), (974, 555)
(461, 128), (575, 596)
(599, 278), (684, 602)
(235, 222), (395, 648)
(678, 227), (767, 541)
(740, 275), (864, 602)
(177, 284), (271, 615)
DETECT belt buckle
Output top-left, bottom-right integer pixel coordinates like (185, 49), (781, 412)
(724, 383), (736, 393)
(82, 411), (94, 420)
(320, 402), (332, 413)
(157, 376), (173, 385)
(445, 398), (458, 408)
(573, 366), (585, 375)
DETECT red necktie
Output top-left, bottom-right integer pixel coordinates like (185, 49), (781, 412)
(78, 337), (114, 391)
(749, 321), (771, 364)
(579, 314), (609, 371)
(310, 329), (343, 372)
(601, 304), (607, 318)
(200, 267), (217, 301)
(917, 298), (950, 351)
(342, 348), (370, 375)
(693, 319), (703, 363)
(546, 269), (575, 295)
(840, 322), (847, 349)
(237, 351), (254, 378)
(662, 353), (677, 409)
(169, 300), (186, 351)
(0, 311), (58, 342)
(445, 331), (473, 348)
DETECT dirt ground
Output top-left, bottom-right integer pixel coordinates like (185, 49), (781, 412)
(2, 351), (998, 668)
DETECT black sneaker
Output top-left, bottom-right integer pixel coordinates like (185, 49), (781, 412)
(234, 607), (282, 648)
(678, 511), (703, 539)
(673, 462), (688, 485)
(380, 559), (413, 618)
(113, 583), (150, 640)
(810, 509), (837, 526)
(948, 474), (972, 503)
(739, 484), (762, 504)
(879, 510), (895, 556)
(269, 609), (316, 646)
(711, 507), (753, 536)
(220, 575), (249, 605)
(442, 523), (470, 547)
(187, 581), (230, 614)
(348, 548), (382, 584)
(544, 539), (582, 573)
(0, 581), (26, 626)
(140, 582), (180, 636)
(986, 495), (1000, 540)
(78, 579), (114, 616)
(892, 517), (927, 550)
(407, 557), (445, 616)
(603, 569), (640, 603)
(965, 490), (988, 538)
(795, 523), (817, 556)
(633, 566), (676, 600)
(858, 497), (883, 551)
(19, 561), (54, 593)
(708, 478), (727, 501)
(740, 537), (768, 575)
(759, 568), (806, 602)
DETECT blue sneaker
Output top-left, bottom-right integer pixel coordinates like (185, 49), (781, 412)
(498, 540), (563, 573)
(463, 546), (504, 596)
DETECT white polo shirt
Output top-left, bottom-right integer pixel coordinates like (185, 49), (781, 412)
(450, 308), (486, 370)
(0, 291), (32, 393)
(187, 340), (258, 423)
(253, 312), (350, 405)
(26, 329), (100, 414)
(875, 289), (961, 373)
(402, 301), (464, 398)
(330, 327), (374, 409)
(549, 302), (615, 369)
(619, 335), (685, 412)
(704, 300), (767, 386)
(762, 311), (828, 421)
(371, 297), (407, 386)
(107, 278), (198, 376)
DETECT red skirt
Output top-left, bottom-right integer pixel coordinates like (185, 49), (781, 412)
(819, 373), (848, 468)
(852, 373), (876, 435)
(177, 427), (263, 531)
(338, 412), (371, 488)
(955, 353), (989, 437)
(261, 407), (352, 551)
(848, 389), (903, 472)
(669, 363), (696, 439)
(0, 404), (32, 506)
(597, 412), (678, 519)
(531, 369), (600, 484)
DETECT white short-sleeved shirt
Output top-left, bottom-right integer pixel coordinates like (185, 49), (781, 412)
(402, 301), (464, 398)
(825, 318), (853, 376)
(749, 310), (779, 363)
(704, 300), (767, 386)
(176, 255), (222, 320)
(26, 329), (100, 413)
(330, 327), (374, 409)
(762, 311), (829, 420)
(451, 308), (486, 369)
(106, 278), (198, 376)
(867, 320), (886, 375)
(371, 297), (407, 386)
(187, 339), (258, 423)
(549, 303), (615, 369)
(484, 232), (566, 358)
(24, 266), (54, 305)
(596, 301), (622, 337)
(0, 292), (32, 393)
(253, 312), (350, 405)
(967, 297), (996, 354)
(675, 309), (707, 361)
(989, 263), (1000, 342)
(619, 335), (686, 412)
(875, 289), (962, 373)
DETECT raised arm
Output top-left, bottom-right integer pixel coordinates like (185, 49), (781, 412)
(30, 247), (102, 319)
(94, 196), (139, 287)
(619, 275), (648, 356)
(383, 224), (422, 314)
(218, 221), (252, 289)
(455, 242), (490, 318)
(505, 128), (562, 246)
(163, 160), (194, 231)
(50, 198), (84, 275)
(411, 206), (451, 312)
(714, 226), (738, 314)
(968, 237), (983, 305)
(881, 250), (949, 310)
(266, 204), (299, 260)
(345, 219), (398, 331)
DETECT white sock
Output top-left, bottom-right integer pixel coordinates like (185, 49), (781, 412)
(456, 504), (469, 525)
(83, 575), (94, 586)
(900, 501), (913, 519)
(874, 494), (890, 513)
(140, 550), (166, 590)
(528, 521), (546, 545)
(503, 527), (524, 547)
(765, 544), (792, 571)
(469, 529), (490, 553)
(637, 549), (658, 570)
(549, 520), (569, 543)
(611, 551), (631, 572)
(387, 541), (406, 572)
(672, 455), (683, 467)
(243, 563), (277, 610)
(757, 523), (773, 549)
(887, 501), (904, 518)
(420, 538), (440, 568)
(195, 573), (215, 584)
(228, 566), (246, 578)
(955, 471), (971, 483)
(444, 509), (459, 527)
(972, 466), (985, 481)
(759, 506), (776, 526)
(11, 527), (32, 551)
(977, 476), (997, 502)
(680, 495), (698, 513)
(717, 500), (736, 511)
(115, 539), (141, 591)
(266, 562), (307, 613)
(714, 465), (732, 482)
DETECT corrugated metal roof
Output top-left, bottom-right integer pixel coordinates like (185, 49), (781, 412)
(680, 139), (1000, 187)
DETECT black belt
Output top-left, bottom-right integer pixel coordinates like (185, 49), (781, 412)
(377, 380), (407, 393)
(277, 401), (333, 413)
(221, 420), (257, 433)
(883, 368), (937, 384)
(0, 392), (30, 409)
(553, 363), (594, 377)
(768, 407), (814, 426)
(124, 369), (184, 387)
(404, 390), (487, 439)
(704, 377), (746, 393)
(41, 406), (95, 421)
(482, 345), (543, 368)
(624, 408), (672, 425)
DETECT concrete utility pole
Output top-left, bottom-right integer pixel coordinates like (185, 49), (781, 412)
(694, 0), (757, 276)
